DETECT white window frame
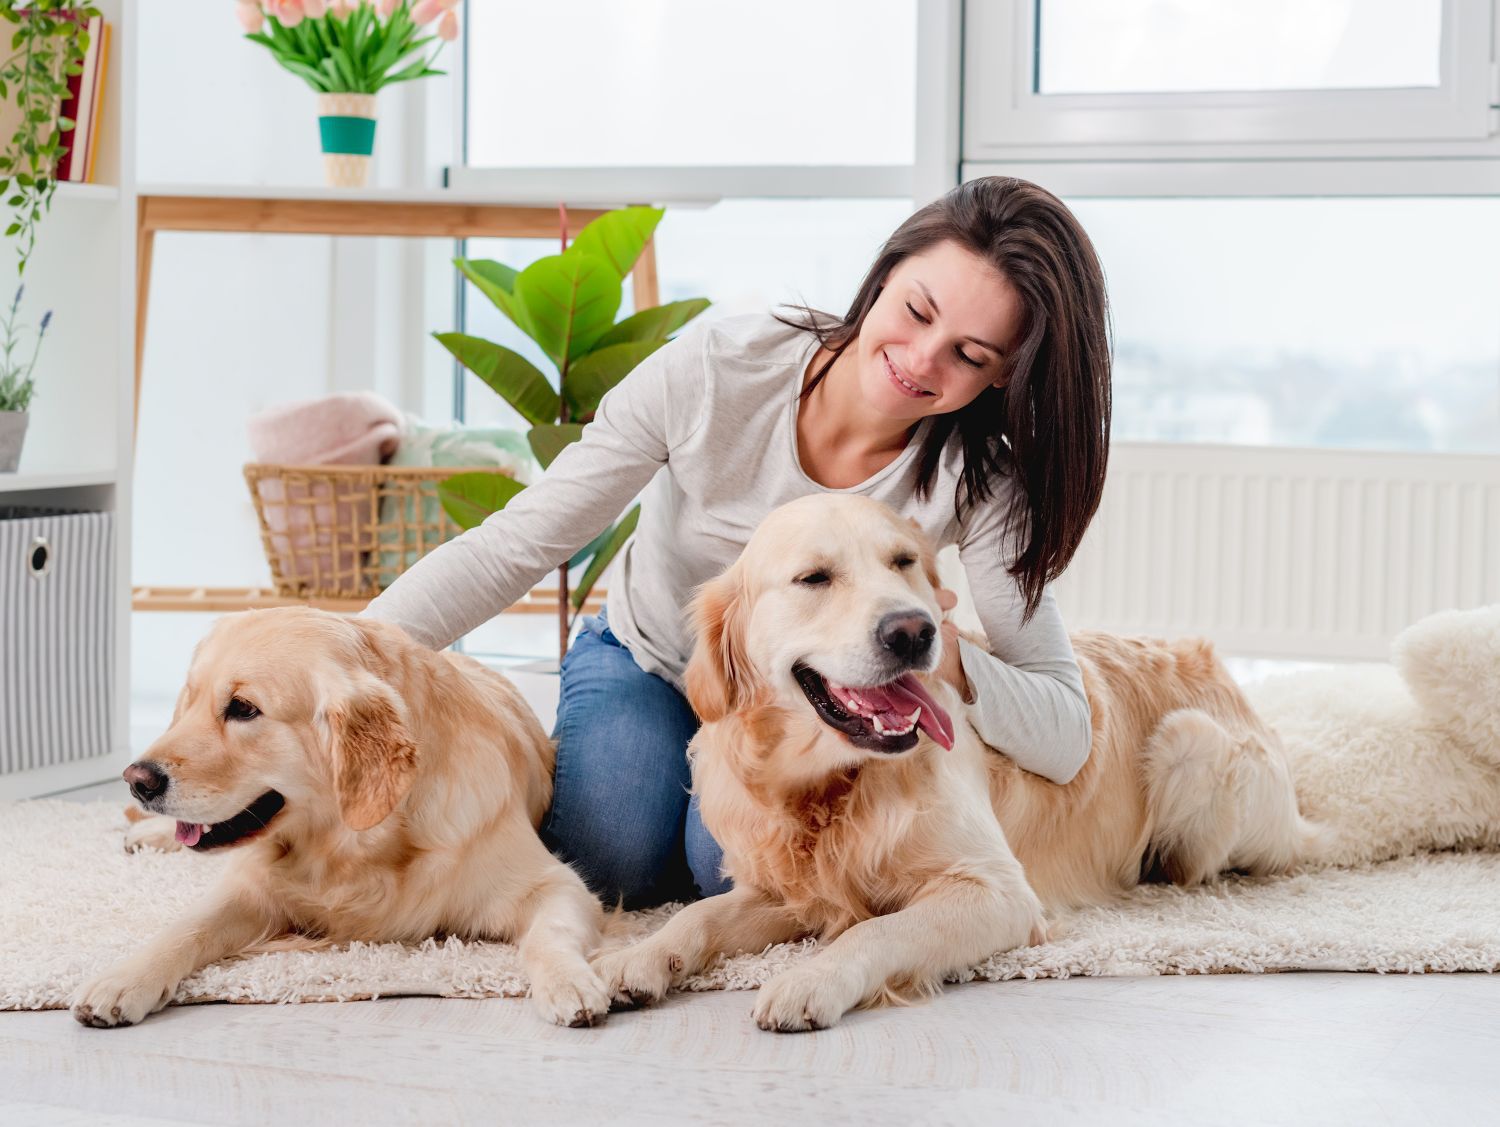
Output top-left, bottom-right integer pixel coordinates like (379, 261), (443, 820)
(964, 0), (1499, 164)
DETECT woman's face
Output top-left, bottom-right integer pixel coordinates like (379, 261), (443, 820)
(851, 239), (1024, 423)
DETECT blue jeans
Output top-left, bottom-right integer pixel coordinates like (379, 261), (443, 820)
(540, 610), (732, 908)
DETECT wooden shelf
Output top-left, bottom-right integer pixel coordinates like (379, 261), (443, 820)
(132, 584), (605, 616)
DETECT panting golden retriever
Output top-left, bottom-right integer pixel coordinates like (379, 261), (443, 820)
(72, 608), (611, 1029)
(592, 493), (1325, 1031)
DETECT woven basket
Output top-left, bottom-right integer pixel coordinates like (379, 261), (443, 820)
(244, 463), (516, 600)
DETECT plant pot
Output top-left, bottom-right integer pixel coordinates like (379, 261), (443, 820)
(317, 92), (377, 188)
(0, 410), (27, 472)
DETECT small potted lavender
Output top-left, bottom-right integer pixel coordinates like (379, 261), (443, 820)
(0, 286), (51, 472)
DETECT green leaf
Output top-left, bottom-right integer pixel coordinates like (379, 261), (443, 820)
(562, 339), (665, 419)
(527, 423), (584, 470)
(437, 472), (528, 531)
(455, 257), (525, 330)
(568, 525), (614, 570)
(433, 331), (559, 427)
(571, 505), (640, 610)
(513, 252), (621, 369)
(567, 206), (663, 279)
(593, 298), (710, 349)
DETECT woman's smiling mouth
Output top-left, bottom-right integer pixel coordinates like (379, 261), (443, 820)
(883, 351), (934, 398)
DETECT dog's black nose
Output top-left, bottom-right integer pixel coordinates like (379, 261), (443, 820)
(123, 761), (169, 804)
(877, 611), (936, 664)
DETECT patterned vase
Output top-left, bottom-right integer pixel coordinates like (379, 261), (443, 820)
(317, 92), (377, 188)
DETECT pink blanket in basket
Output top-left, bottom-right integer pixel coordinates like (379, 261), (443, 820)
(248, 392), (404, 592)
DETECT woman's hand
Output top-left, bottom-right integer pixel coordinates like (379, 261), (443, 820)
(932, 587), (970, 701)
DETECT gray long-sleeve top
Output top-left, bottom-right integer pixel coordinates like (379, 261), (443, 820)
(362, 312), (1092, 783)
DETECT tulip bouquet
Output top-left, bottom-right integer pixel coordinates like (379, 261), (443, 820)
(234, 0), (461, 185)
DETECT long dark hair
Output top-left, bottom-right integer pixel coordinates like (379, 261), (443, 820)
(779, 177), (1111, 620)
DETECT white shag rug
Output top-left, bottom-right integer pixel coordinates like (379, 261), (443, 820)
(3, 799), (1496, 1012)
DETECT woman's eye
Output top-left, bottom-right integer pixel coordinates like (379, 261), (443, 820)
(797, 571), (831, 587)
(225, 697), (260, 722)
(905, 302), (929, 325)
(956, 349), (984, 369)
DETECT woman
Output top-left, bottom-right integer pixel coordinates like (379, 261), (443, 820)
(363, 176), (1112, 907)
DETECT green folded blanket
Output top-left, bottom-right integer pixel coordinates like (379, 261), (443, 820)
(377, 419), (533, 580)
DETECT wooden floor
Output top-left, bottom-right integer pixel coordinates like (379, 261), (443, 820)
(5, 968), (1496, 1125)
(14, 790), (1495, 1125)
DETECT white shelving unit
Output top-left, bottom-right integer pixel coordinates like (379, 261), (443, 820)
(0, 0), (135, 800)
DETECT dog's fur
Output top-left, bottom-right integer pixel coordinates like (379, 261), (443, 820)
(72, 608), (611, 1029)
(592, 494), (1326, 1030)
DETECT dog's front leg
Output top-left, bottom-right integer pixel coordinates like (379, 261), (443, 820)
(514, 869), (613, 1028)
(72, 880), (282, 1028)
(591, 884), (803, 1010)
(753, 869), (1045, 1032)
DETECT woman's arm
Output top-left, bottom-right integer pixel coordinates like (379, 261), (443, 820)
(953, 498), (1092, 785)
(361, 328), (708, 650)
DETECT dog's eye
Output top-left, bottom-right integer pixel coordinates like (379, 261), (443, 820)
(225, 697), (260, 722)
(893, 555), (916, 570)
(797, 570), (832, 587)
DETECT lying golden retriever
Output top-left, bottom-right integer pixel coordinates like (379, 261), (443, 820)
(592, 493), (1324, 1030)
(72, 608), (611, 1029)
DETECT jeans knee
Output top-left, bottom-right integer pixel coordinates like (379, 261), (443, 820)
(684, 802), (732, 899)
(545, 819), (674, 909)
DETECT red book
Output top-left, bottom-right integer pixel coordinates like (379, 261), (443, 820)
(56, 15), (103, 182)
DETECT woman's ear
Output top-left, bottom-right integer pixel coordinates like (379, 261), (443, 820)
(319, 672), (419, 831)
(684, 570), (752, 723)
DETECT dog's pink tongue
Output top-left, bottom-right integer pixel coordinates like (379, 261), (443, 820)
(861, 675), (954, 750)
(175, 821), (204, 847)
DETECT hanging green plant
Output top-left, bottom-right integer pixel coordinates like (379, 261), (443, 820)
(0, 1), (100, 275)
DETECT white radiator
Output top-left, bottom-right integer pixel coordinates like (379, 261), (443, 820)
(939, 444), (1500, 662)
(1053, 444), (1500, 661)
(0, 507), (116, 775)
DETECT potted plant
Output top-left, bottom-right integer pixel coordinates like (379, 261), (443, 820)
(236, 0), (460, 187)
(0, 286), (51, 471)
(434, 206), (710, 657)
(0, 1), (101, 275)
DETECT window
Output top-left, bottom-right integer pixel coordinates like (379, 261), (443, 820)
(465, 0), (916, 167)
(1075, 197), (1500, 453)
(1037, 0), (1442, 95)
(965, 0), (1492, 153)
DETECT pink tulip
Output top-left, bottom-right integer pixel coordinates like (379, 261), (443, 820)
(328, 0), (356, 14)
(265, 0), (305, 28)
(411, 0), (442, 25)
(235, 1), (264, 32)
(436, 9), (458, 40)
(302, 0), (328, 17)
(376, 0), (399, 16)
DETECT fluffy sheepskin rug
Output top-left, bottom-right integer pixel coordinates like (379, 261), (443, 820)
(4, 606), (1498, 1012)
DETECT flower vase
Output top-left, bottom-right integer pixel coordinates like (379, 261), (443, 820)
(0, 410), (28, 472)
(317, 93), (377, 188)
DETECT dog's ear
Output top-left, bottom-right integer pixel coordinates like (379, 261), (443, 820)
(685, 571), (753, 723)
(320, 673), (419, 831)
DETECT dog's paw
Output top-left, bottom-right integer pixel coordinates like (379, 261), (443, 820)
(590, 942), (678, 1010)
(529, 963), (612, 1028)
(752, 962), (859, 1033)
(71, 969), (170, 1028)
(123, 814), (182, 854)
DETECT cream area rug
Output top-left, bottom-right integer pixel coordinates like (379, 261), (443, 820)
(3, 798), (1497, 1012)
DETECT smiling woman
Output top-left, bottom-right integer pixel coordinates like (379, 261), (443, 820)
(362, 176), (1114, 910)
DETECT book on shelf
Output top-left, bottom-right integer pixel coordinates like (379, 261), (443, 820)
(56, 15), (109, 184)
(0, 11), (109, 185)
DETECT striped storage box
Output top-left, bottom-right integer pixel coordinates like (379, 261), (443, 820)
(0, 507), (115, 775)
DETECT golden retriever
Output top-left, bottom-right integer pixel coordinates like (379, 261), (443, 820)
(592, 493), (1323, 1031)
(72, 608), (611, 1029)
